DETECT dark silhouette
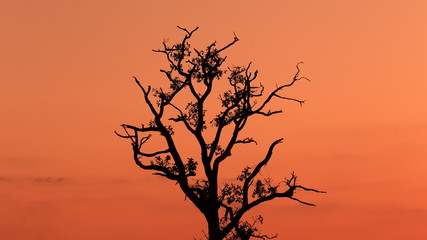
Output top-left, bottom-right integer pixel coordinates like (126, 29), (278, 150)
(116, 26), (324, 240)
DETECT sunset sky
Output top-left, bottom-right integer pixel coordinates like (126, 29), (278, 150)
(1, 0), (427, 239)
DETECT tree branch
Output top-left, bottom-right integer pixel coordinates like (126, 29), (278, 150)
(243, 139), (283, 205)
(252, 62), (309, 115)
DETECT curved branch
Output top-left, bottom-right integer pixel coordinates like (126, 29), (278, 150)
(131, 148), (178, 181)
(243, 139), (283, 205)
(137, 149), (170, 157)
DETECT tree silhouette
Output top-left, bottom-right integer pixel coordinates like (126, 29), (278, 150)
(116, 26), (324, 240)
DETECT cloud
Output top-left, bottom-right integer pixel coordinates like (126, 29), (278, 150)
(0, 176), (68, 184)
(0, 176), (14, 182)
(32, 177), (66, 183)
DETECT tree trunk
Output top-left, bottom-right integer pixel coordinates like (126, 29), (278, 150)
(206, 209), (222, 240)
(208, 221), (221, 240)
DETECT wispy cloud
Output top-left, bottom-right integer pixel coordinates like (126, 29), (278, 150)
(0, 176), (14, 181)
(33, 177), (66, 183)
(0, 176), (68, 183)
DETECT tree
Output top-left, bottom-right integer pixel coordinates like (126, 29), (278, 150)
(116, 26), (324, 240)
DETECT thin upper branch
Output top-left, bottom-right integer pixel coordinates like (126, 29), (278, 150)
(252, 62), (308, 114)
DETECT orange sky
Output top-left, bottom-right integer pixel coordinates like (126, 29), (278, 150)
(1, 0), (427, 239)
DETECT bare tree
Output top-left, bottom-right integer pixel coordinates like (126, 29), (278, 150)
(116, 26), (324, 240)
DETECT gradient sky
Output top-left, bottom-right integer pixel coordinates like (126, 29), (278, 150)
(1, 0), (427, 239)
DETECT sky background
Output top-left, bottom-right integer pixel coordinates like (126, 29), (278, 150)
(1, 0), (427, 239)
